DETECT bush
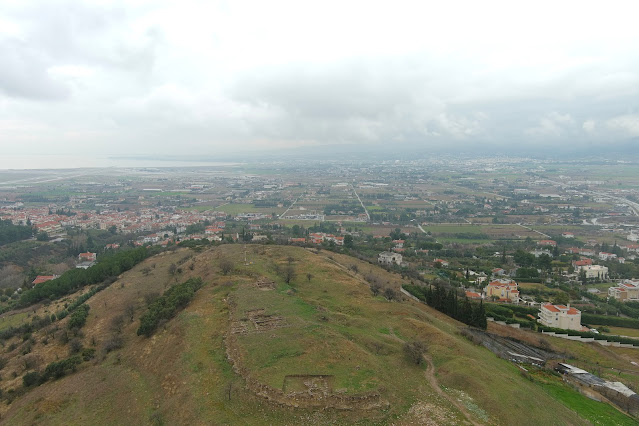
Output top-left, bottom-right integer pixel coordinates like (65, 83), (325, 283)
(68, 304), (90, 329)
(22, 371), (41, 387)
(41, 355), (82, 381)
(102, 336), (124, 353)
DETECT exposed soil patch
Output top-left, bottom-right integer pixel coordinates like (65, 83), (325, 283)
(283, 374), (334, 395)
(231, 308), (287, 334)
(254, 277), (276, 290)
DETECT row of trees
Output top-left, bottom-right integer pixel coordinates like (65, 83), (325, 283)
(404, 283), (487, 329)
(17, 247), (150, 307)
(137, 277), (203, 337)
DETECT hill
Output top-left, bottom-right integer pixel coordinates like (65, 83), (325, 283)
(0, 245), (635, 424)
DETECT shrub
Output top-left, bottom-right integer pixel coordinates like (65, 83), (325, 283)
(22, 371), (41, 387)
(68, 304), (90, 330)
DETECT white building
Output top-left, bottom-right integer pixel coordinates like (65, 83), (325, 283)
(538, 304), (582, 331)
(599, 252), (617, 261)
(378, 251), (403, 266)
(576, 264), (608, 280)
(608, 279), (639, 302)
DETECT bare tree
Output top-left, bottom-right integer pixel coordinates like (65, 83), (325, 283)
(403, 341), (428, 365)
(110, 315), (125, 334)
(384, 287), (397, 301)
(219, 258), (234, 275)
(283, 265), (296, 285)
(306, 273), (313, 283)
(168, 263), (177, 275)
(370, 282), (382, 296)
(124, 302), (136, 322)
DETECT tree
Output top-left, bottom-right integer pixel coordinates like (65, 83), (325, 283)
(168, 263), (177, 275)
(219, 258), (234, 275)
(384, 287), (398, 301)
(36, 231), (49, 241)
(344, 234), (354, 248)
(283, 265), (296, 284)
(110, 315), (125, 333)
(553, 292), (570, 306)
(403, 341), (428, 365)
(306, 273), (313, 282)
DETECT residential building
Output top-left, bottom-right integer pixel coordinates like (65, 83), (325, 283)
(378, 251), (402, 266)
(572, 259), (592, 268)
(78, 252), (97, 262)
(32, 275), (58, 285)
(484, 279), (519, 303)
(608, 279), (639, 302)
(576, 264), (609, 280)
(599, 252), (617, 261)
(538, 304), (582, 331)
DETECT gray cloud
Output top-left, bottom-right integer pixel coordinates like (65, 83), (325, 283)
(0, 1), (638, 157)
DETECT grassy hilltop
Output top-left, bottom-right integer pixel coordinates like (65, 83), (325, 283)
(0, 245), (634, 425)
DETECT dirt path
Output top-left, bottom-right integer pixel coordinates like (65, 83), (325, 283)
(422, 354), (482, 426)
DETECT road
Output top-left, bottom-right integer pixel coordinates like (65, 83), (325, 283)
(278, 195), (301, 219)
(351, 184), (370, 222)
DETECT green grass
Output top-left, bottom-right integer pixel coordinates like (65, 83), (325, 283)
(539, 380), (636, 425)
(0, 312), (29, 331)
(216, 203), (285, 215)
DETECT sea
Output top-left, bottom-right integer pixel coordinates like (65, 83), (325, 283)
(0, 155), (240, 170)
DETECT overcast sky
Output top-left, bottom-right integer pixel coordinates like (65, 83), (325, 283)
(1, 0), (638, 159)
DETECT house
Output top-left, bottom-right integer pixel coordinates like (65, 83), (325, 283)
(289, 237), (306, 244)
(32, 275), (58, 285)
(465, 291), (482, 300)
(579, 248), (596, 256)
(433, 258), (449, 267)
(538, 240), (557, 247)
(378, 251), (402, 266)
(530, 249), (552, 258)
(105, 243), (120, 250)
(572, 258), (592, 268)
(492, 268), (505, 276)
(575, 264), (608, 280)
(599, 252), (617, 261)
(392, 239), (405, 248)
(538, 304), (582, 331)
(608, 279), (639, 302)
(562, 232), (575, 239)
(484, 279), (519, 303)
(78, 252), (97, 262)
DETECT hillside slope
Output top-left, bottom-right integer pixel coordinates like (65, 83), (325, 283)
(0, 245), (624, 424)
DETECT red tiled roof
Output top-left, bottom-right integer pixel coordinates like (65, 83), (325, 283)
(33, 275), (55, 285)
(543, 304), (560, 312)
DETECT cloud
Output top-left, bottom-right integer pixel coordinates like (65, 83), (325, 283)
(582, 119), (596, 133)
(0, 39), (70, 100)
(525, 112), (575, 138)
(606, 114), (639, 136)
(1, 0), (639, 157)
